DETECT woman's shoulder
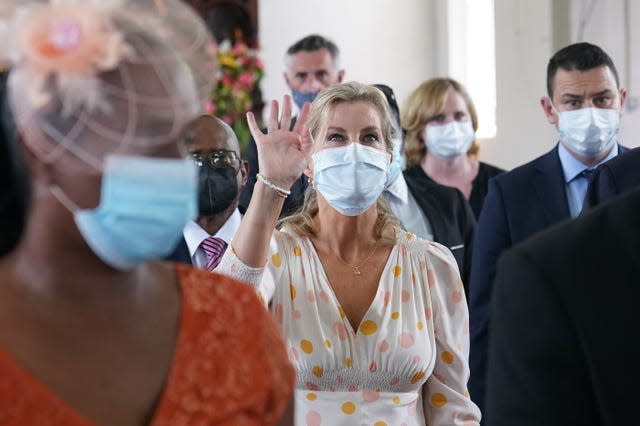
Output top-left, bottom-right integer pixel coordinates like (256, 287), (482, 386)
(395, 229), (458, 265)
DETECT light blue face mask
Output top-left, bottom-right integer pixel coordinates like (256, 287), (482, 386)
(313, 143), (390, 216)
(553, 104), (620, 158)
(291, 89), (319, 110)
(52, 155), (197, 270)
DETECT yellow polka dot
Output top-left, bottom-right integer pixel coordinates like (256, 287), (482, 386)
(391, 311), (400, 320)
(410, 370), (426, 384)
(407, 232), (415, 240)
(431, 392), (448, 408)
(312, 365), (324, 377)
(392, 265), (402, 277)
(464, 390), (470, 398)
(392, 396), (401, 405)
(441, 350), (455, 364)
(324, 339), (332, 348)
(374, 422), (388, 426)
(307, 392), (317, 401)
(293, 246), (302, 256)
(300, 339), (314, 354)
(417, 321), (424, 330)
(338, 306), (346, 318)
(271, 253), (282, 267)
(359, 320), (378, 335)
(290, 284), (297, 300)
(344, 357), (353, 367)
(341, 401), (356, 415)
(257, 292), (265, 305)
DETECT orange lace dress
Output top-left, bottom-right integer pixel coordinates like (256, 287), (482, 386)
(0, 265), (294, 425)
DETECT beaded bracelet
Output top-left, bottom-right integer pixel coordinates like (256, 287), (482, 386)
(256, 173), (290, 198)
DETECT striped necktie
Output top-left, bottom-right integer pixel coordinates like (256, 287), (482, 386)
(201, 236), (228, 271)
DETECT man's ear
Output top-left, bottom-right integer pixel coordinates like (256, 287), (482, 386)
(618, 88), (628, 115)
(336, 69), (345, 83)
(540, 96), (558, 125)
(239, 159), (249, 187)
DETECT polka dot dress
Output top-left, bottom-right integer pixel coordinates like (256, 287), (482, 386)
(218, 229), (481, 425)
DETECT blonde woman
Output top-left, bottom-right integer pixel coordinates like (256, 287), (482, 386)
(402, 78), (504, 218)
(218, 82), (480, 425)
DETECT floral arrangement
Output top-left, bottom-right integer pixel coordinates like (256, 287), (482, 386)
(205, 39), (264, 150)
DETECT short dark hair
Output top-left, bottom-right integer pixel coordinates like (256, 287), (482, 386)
(285, 34), (340, 65)
(547, 42), (619, 97)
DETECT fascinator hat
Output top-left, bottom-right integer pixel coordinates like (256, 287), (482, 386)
(0, 0), (216, 170)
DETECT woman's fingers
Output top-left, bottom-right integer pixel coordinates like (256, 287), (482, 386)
(280, 94), (292, 130)
(267, 99), (280, 133)
(246, 111), (262, 140)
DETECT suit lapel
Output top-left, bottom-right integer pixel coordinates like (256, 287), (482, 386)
(532, 146), (571, 224)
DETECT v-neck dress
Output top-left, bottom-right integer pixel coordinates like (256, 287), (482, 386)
(218, 229), (481, 425)
(0, 265), (294, 425)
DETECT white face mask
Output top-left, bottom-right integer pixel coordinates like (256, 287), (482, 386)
(555, 106), (620, 158)
(425, 121), (475, 159)
(312, 143), (390, 216)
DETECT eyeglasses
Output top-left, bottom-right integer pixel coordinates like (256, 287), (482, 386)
(191, 150), (241, 171)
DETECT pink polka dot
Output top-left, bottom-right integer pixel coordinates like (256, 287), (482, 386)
(433, 372), (447, 383)
(230, 263), (238, 273)
(452, 291), (463, 304)
(333, 322), (348, 340)
(464, 319), (470, 335)
(398, 333), (415, 349)
(390, 376), (400, 386)
(274, 304), (283, 324)
(408, 400), (417, 416)
(305, 382), (320, 391)
(319, 291), (330, 302)
(419, 261), (427, 271)
(383, 291), (391, 307)
(305, 410), (321, 426)
(307, 290), (316, 302)
(369, 360), (377, 372)
(348, 385), (357, 392)
(337, 375), (344, 384)
(411, 274), (416, 284)
(412, 355), (421, 364)
(294, 310), (302, 320)
(378, 340), (390, 353)
(434, 327), (443, 337)
(425, 308), (433, 320)
(399, 245), (407, 256)
(401, 290), (410, 302)
(362, 390), (380, 402)
(427, 269), (435, 286)
(289, 347), (299, 361)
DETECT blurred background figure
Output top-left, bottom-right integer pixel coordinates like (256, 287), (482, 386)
(402, 77), (505, 220)
(239, 34), (345, 218)
(0, 1), (293, 424)
(582, 146), (640, 210)
(168, 115), (248, 271)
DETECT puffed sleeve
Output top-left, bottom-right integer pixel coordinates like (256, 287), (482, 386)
(215, 230), (287, 308)
(422, 241), (481, 425)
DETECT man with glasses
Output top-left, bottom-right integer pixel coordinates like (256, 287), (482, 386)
(167, 115), (248, 270)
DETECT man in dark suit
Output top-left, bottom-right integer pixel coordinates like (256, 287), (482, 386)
(239, 34), (345, 217)
(486, 185), (640, 426)
(468, 42), (628, 416)
(167, 115), (248, 268)
(583, 146), (640, 210)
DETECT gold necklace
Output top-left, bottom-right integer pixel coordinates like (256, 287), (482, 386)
(325, 241), (380, 276)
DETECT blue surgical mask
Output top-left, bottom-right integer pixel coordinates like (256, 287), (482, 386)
(554, 106), (620, 157)
(313, 143), (390, 216)
(426, 121), (475, 159)
(52, 155), (197, 270)
(291, 89), (318, 110)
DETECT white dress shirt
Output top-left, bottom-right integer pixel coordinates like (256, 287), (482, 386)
(383, 172), (434, 241)
(182, 208), (242, 268)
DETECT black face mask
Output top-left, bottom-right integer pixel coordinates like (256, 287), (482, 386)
(197, 165), (239, 216)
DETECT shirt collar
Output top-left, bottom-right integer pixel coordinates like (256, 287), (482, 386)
(182, 208), (242, 258)
(558, 142), (619, 183)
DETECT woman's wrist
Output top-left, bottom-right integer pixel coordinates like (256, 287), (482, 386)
(256, 173), (291, 198)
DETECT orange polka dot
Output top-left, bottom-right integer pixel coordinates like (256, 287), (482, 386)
(341, 401), (356, 415)
(431, 392), (448, 408)
(452, 291), (463, 304)
(391, 311), (400, 320)
(290, 284), (297, 300)
(359, 320), (378, 335)
(407, 232), (415, 240)
(441, 350), (455, 364)
(312, 365), (324, 377)
(271, 253), (282, 267)
(344, 357), (353, 367)
(293, 246), (302, 256)
(417, 321), (424, 330)
(324, 339), (332, 348)
(307, 392), (317, 401)
(300, 339), (314, 354)
(392, 396), (401, 405)
(392, 265), (402, 277)
(410, 370), (426, 384)
(374, 422), (388, 426)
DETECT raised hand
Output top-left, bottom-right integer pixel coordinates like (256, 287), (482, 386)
(246, 94), (313, 190)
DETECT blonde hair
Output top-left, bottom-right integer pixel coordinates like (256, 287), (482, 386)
(280, 81), (400, 244)
(401, 77), (479, 166)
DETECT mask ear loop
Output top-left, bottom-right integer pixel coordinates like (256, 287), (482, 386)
(50, 185), (81, 213)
